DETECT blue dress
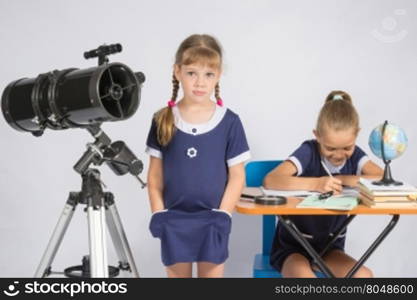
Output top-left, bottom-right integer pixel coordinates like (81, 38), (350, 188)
(146, 104), (250, 266)
(270, 139), (370, 272)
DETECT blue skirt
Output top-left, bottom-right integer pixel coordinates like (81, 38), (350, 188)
(149, 209), (232, 266)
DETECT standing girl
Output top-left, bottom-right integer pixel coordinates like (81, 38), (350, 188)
(146, 34), (250, 278)
(264, 90), (383, 277)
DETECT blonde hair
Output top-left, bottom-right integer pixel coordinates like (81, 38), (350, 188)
(316, 90), (360, 135)
(155, 34), (223, 146)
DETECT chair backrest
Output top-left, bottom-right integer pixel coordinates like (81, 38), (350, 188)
(245, 160), (283, 187)
(245, 160), (283, 254)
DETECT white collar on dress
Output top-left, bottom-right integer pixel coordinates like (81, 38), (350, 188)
(172, 104), (227, 135)
(322, 156), (346, 174)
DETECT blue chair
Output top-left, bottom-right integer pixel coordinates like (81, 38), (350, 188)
(245, 160), (325, 278)
(245, 160), (282, 278)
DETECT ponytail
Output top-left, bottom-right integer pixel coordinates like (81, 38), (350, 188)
(215, 82), (223, 106)
(155, 73), (179, 146)
(325, 90), (352, 104)
(317, 90), (359, 135)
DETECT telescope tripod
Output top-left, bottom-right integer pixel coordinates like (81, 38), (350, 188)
(34, 168), (139, 278)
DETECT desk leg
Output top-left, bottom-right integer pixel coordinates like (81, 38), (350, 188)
(278, 215), (335, 278)
(345, 214), (400, 278)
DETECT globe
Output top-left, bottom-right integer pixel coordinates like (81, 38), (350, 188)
(368, 122), (408, 161)
(368, 121), (408, 185)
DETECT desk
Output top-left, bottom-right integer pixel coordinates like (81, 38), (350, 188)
(237, 187), (417, 277)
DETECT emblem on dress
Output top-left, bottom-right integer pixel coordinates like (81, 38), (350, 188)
(187, 147), (197, 158)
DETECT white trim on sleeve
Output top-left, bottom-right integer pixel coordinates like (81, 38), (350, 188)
(145, 146), (163, 159)
(356, 155), (370, 175)
(288, 156), (303, 176)
(227, 151), (251, 167)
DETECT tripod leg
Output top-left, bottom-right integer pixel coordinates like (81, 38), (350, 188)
(87, 204), (109, 277)
(105, 193), (139, 277)
(34, 192), (78, 277)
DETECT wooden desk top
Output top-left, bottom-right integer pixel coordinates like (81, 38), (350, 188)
(236, 187), (417, 215)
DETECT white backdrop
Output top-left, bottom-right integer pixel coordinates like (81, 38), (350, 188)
(0, 0), (416, 277)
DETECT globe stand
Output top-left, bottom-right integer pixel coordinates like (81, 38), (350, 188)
(372, 120), (403, 186)
(373, 160), (403, 186)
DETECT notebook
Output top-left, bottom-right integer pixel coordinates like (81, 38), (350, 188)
(296, 195), (358, 211)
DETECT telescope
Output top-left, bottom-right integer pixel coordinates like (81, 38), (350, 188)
(1, 43), (147, 184)
(1, 44), (145, 278)
(2, 43), (145, 137)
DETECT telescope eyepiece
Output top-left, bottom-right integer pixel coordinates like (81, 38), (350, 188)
(84, 43), (122, 60)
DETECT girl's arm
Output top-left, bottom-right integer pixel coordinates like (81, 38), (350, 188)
(219, 162), (246, 214)
(147, 156), (165, 213)
(335, 160), (384, 187)
(263, 161), (342, 193)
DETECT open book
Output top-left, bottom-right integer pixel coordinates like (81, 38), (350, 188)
(261, 186), (359, 210)
(296, 195), (358, 211)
